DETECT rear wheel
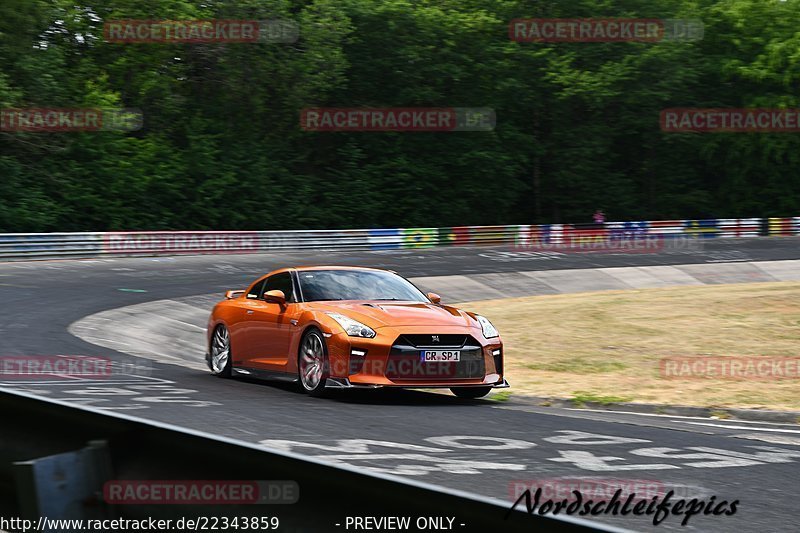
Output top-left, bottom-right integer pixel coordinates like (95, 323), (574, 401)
(209, 325), (232, 377)
(451, 386), (492, 399)
(298, 329), (329, 397)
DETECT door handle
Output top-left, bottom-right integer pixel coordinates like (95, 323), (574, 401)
(246, 310), (254, 315)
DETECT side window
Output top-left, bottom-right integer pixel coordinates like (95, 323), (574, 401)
(247, 279), (266, 299)
(263, 272), (295, 302)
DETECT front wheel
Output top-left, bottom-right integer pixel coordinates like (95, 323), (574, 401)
(451, 386), (492, 399)
(298, 329), (329, 397)
(209, 324), (232, 377)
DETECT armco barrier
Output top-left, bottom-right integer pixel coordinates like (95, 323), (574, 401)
(768, 217), (800, 236)
(0, 389), (623, 532)
(0, 217), (794, 261)
(0, 232), (104, 259)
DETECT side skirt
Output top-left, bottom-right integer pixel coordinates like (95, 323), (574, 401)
(232, 366), (299, 383)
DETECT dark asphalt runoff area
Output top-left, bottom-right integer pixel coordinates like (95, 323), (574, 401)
(2, 237), (800, 532)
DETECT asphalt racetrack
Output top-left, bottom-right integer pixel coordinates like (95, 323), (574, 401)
(3, 237), (800, 532)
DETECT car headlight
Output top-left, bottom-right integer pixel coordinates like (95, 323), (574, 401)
(476, 315), (499, 338)
(326, 313), (376, 338)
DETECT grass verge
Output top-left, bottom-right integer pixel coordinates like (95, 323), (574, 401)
(463, 281), (800, 411)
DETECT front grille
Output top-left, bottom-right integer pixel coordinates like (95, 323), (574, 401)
(396, 334), (469, 347)
(387, 334), (484, 380)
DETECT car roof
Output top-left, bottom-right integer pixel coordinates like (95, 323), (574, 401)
(262, 265), (393, 277)
(293, 265), (389, 272)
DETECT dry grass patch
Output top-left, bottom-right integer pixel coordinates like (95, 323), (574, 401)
(462, 281), (800, 411)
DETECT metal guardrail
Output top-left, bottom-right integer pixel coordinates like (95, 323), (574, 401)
(768, 216), (800, 236)
(0, 389), (624, 532)
(0, 217), (796, 261)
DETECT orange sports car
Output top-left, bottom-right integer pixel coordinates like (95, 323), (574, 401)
(206, 266), (508, 398)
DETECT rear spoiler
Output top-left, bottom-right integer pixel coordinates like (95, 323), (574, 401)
(225, 290), (246, 300)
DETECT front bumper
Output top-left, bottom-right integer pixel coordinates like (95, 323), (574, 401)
(324, 377), (510, 390)
(324, 324), (505, 388)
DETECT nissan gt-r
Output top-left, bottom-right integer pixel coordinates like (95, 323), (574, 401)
(206, 266), (508, 398)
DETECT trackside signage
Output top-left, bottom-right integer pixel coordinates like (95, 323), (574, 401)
(103, 480), (299, 504)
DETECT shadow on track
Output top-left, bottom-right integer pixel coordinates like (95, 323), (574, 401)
(225, 374), (490, 406)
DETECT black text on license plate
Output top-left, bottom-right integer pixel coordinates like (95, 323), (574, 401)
(421, 350), (461, 362)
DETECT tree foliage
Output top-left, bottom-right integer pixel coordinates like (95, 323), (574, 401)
(1, 0), (799, 231)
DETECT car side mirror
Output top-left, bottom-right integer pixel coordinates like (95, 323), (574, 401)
(263, 289), (286, 305)
(427, 292), (441, 304)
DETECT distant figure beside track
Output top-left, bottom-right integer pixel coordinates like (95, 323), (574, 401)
(592, 208), (606, 225)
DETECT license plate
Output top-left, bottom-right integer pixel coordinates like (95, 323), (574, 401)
(421, 350), (461, 362)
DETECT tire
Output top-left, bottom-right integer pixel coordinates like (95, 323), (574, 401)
(298, 328), (330, 397)
(209, 324), (232, 378)
(451, 386), (492, 399)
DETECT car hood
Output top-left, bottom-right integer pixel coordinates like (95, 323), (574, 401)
(306, 301), (475, 329)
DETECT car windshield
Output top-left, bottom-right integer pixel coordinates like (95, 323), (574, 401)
(297, 270), (428, 302)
